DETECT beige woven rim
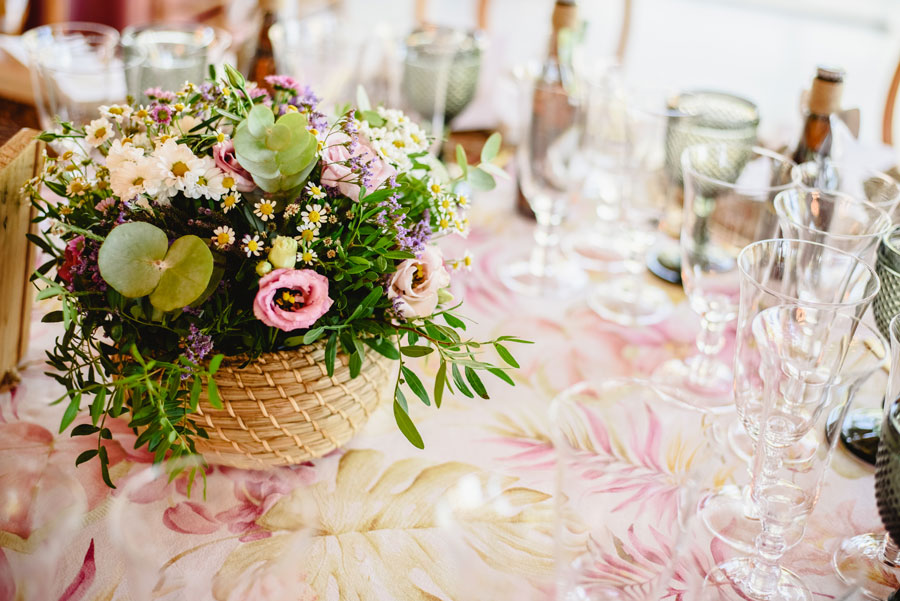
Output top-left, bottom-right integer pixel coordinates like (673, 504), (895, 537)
(192, 343), (394, 469)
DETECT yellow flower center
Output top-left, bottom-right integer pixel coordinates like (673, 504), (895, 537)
(410, 133), (421, 144)
(310, 186), (322, 196)
(302, 252), (313, 262)
(439, 218), (449, 229)
(197, 176), (207, 186)
(307, 210), (321, 223)
(216, 132), (226, 143)
(136, 109), (149, 119)
(248, 240), (259, 251)
(223, 195), (236, 207)
(69, 181), (85, 194)
(286, 105), (298, 112)
(308, 128), (318, 136)
(393, 139), (405, 148)
(222, 176), (235, 189)
(464, 255), (472, 267)
(171, 161), (189, 177)
(216, 232), (230, 245)
(458, 195), (468, 206)
(109, 106), (124, 115)
(132, 176), (144, 186)
(441, 199), (451, 209)
(61, 151), (74, 161)
(430, 184), (441, 195)
(260, 203), (274, 216)
(93, 127), (107, 139)
(301, 229), (315, 241)
(174, 103), (185, 111)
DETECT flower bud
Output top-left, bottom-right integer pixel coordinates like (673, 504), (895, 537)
(267, 236), (298, 269)
(256, 260), (273, 276)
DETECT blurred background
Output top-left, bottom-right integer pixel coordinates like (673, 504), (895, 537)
(2, 0), (900, 151)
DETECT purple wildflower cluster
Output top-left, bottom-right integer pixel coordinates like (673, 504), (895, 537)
(69, 239), (107, 292)
(374, 189), (432, 256)
(182, 323), (213, 366)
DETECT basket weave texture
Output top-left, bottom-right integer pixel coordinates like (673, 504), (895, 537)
(192, 342), (394, 469)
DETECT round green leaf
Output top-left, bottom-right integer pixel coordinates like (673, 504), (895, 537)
(97, 222), (167, 298)
(148, 235), (214, 311)
(247, 104), (274, 138)
(265, 123), (291, 151)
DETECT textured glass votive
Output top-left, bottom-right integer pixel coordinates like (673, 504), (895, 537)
(875, 226), (900, 340)
(122, 24), (216, 101)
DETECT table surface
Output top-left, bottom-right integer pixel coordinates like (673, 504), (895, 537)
(0, 176), (884, 601)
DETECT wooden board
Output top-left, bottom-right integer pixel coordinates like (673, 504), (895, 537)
(0, 128), (42, 390)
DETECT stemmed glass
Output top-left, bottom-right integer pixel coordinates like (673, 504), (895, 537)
(699, 239), (881, 553)
(704, 304), (866, 601)
(653, 144), (793, 405)
(833, 314), (900, 600)
(584, 89), (686, 325)
(793, 160), (900, 221)
(499, 76), (587, 297)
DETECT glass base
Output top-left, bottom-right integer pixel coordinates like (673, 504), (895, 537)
(498, 257), (588, 298)
(699, 485), (758, 555)
(651, 356), (733, 411)
(832, 533), (900, 600)
(588, 277), (673, 327)
(826, 406), (881, 466)
(703, 558), (811, 601)
(562, 229), (628, 274)
(647, 245), (682, 285)
(727, 418), (754, 464)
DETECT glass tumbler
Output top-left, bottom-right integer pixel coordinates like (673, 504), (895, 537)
(653, 144), (793, 406)
(553, 378), (728, 601)
(22, 22), (124, 129)
(793, 160), (900, 221)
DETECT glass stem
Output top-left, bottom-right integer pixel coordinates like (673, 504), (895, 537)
(747, 444), (789, 599)
(688, 315), (727, 387)
(529, 209), (561, 281)
(880, 533), (900, 567)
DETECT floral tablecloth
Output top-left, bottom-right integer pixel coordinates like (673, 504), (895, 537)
(0, 179), (881, 601)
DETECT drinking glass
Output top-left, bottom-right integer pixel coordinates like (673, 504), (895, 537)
(833, 314), (900, 600)
(775, 187), (892, 262)
(122, 24), (224, 102)
(552, 379), (727, 601)
(22, 22), (124, 128)
(499, 77), (587, 297)
(704, 304), (864, 601)
(654, 145), (793, 404)
(699, 239), (880, 552)
(875, 227), (900, 339)
(793, 160), (900, 221)
(583, 89), (686, 325)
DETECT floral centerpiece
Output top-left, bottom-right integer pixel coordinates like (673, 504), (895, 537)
(26, 66), (525, 485)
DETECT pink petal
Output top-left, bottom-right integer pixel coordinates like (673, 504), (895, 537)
(58, 540), (95, 601)
(0, 549), (14, 601)
(163, 502), (220, 535)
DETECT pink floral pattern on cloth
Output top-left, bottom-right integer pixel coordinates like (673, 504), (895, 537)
(0, 183), (880, 600)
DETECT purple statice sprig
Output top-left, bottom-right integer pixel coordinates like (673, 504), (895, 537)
(182, 323), (214, 367)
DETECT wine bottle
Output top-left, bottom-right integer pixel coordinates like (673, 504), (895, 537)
(791, 66), (844, 165)
(248, 0), (278, 92)
(516, 0), (579, 219)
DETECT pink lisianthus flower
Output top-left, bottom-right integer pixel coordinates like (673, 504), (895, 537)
(213, 140), (256, 192)
(320, 132), (395, 202)
(253, 268), (333, 331)
(387, 246), (451, 318)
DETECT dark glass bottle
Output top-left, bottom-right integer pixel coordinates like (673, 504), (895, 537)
(791, 66), (844, 165)
(516, 0), (579, 219)
(248, 1), (278, 92)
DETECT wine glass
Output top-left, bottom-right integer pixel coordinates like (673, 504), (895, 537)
(775, 187), (892, 262)
(499, 75), (587, 297)
(583, 89), (685, 326)
(699, 238), (880, 553)
(704, 304), (866, 601)
(833, 313), (900, 600)
(552, 378), (727, 601)
(793, 160), (900, 221)
(653, 144), (793, 405)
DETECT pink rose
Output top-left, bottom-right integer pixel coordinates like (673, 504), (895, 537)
(320, 132), (396, 202)
(253, 268), (333, 332)
(387, 247), (451, 318)
(213, 140), (256, 192)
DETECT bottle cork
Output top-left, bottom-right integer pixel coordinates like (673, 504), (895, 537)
(552, 1), (579, 32)
(808, 66), (844, 116)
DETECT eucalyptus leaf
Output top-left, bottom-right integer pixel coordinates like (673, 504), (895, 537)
(97, 222), (168, 298)
(480, 132), (502, 163)
(148, 235), (214, 311)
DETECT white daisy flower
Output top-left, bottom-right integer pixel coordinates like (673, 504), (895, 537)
(241, 234), (263, 257)
(296, 223), (318, 243)
(106, 139), (144, 171)
(297, 248), (318, 265)
(300, 203), (326, 228)
(211, 226), (236, 249)
(436, 214), (452, 232)
(436, 195), (456, 214)
(456, 193), (470, 209)
(253, 199), (276, 222)
(305, 182), (326, 200)
(188, 159), (227, 200)
(221, 191), (241, 213)
(109, 157), (161, 200)
(426, 178), (445, 198)
(84, 118), (113, 147)
(99, 104), (132, 123)
(152, 139), (204, 197)
(65, 177), (89, 196)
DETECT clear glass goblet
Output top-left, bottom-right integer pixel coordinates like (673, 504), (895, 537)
(775, 187), (892, 263)
(653, 144), (793, 406)
(704, 304), (865, 601)
(584, 90), (687, 326)
(699, 238), (880, 553)
(793, 159), (900, 221)
(833, 313), (900, 600)
(552, 378), (727, 601)
(499, 78), (587, 297)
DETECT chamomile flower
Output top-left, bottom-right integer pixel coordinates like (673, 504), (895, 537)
(221, 191), (241, 213)
(436, 195), (456, 213)
(296, 223), (318, 243)
(297, 248), (318, 265)
(437, 214), (452, 232)
(211, 226), (236, 249)
(188, 159), (227, 200)
(241, 234), (264, 257)
(427, 178), (445, 198)
(100, 104), (132, 123)
(456, 193), (469, 209)
(284, 203), (301, 218)
(305, 181), (326, 200)
(253, 199), (276, 221)
(106, 139), (144, 171)
(84, 118), (113, 147)
(66, 177), (89, 196)
(109, 157), (160, 200)
(301, 203), (327, 229)
(153, 138), (204, 197)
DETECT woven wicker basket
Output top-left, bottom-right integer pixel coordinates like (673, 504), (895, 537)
(191, 342), (395, 469)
